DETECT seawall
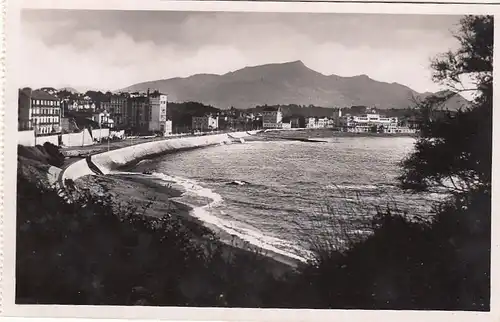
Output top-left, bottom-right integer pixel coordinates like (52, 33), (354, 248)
(61, 131), (257, 184)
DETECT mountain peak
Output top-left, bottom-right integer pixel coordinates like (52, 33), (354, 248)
(286, 60), (305, 66)
(240, 60), (307, 71)
(121, 61), (465, 111)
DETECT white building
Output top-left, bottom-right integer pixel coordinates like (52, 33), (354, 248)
(192, 115), (219, 131)
(306, 117), (330, 129)
(92, 110), (114, 128)
(148, 92), (168, 135)
(340, 113), (400, 133)
(165, 120), (173, 135)
(262, 107), (283, 129)
(306, 117), (316, 128)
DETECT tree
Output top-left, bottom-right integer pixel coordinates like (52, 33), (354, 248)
(397, 15), (492, 311)
(399, 15), (492, 197)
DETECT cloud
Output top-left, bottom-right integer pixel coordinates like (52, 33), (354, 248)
(19, 10), (463, 93)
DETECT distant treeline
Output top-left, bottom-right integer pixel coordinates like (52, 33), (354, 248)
(167, 102), (220, 130)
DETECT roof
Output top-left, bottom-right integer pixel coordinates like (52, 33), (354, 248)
(262, 106), (281, 112)
(149, 91), (167, 98)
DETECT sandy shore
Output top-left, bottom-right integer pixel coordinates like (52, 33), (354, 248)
(74, 172), (301, 275)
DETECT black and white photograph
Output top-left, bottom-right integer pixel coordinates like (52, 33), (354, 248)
(3, 0), (496, 319)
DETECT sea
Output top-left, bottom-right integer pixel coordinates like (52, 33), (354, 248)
(115, 136), (445, 262)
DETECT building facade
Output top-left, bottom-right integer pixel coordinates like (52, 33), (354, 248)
(148, 92), (168, 134)
(68, 100), (96, 111)
(18, 88), (62, 135)
(192, 115), (219, 131)
(340, 113), (400, 133)
(127, 96), (150, 131)
(102, 94), (128, 127)
(91, 110), (114, 128)
(262, 107), (283, 129)
(306, 117), (331, 129)
(165, 120), (173, 135)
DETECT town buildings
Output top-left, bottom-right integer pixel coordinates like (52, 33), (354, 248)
(192, 115), (219, 131)
(262, 106), (284, 129)
(290, 117), (301, 128)
(305, 117), (333, 129)
(339, 113), (403, 133)
(18, 88), (62, 135)
(20, 87), (176, 136)
(102, 94), (128, 127)
(91, 110), (114, 128)
(127, 96), (149, 130)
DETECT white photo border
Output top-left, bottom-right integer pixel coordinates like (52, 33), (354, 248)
(2, 0), (499, 321)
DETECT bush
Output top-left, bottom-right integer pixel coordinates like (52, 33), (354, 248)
(18, 143), (65, 168)
(16, 173), (285, 306)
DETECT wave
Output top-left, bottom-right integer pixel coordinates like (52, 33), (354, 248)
(149, 172), (309, 263)
(223, 197), (300, 214)
(135, 159), (154, 166)
(327, 184), (378, 191)
(326, 182), (399, 192)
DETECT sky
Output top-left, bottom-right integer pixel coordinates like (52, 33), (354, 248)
(19, 10), (463, 93)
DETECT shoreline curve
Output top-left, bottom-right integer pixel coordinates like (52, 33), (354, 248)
(61, 131), (258, 186)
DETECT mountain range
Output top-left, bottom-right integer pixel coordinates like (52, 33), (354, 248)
(121, 60), (469, 110)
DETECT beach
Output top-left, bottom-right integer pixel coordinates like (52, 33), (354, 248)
(73, 172), (301, 275)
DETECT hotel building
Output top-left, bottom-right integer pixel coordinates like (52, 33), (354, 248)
(127, 96), (150, 130)
(101, 94), (128, 127)
(148, 92), (169, 135)
(18, 88), (62, 135)
(340, 113), (400, 133)
(262, 106), (284, 129)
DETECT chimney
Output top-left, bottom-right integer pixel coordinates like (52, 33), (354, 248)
(22, 87), (33, 97)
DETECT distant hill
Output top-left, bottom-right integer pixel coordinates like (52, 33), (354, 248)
(58, 87), (80, 94)
(121, 60), (470, 111)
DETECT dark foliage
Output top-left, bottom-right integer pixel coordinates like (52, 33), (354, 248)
(395, 14), (492, 308)
(399, 15), (492, 194)
(167, 102), (220, 129)
(16, 174), (283, 306)
(18, 143), (65, 168)
(265, 193), (489, 310)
